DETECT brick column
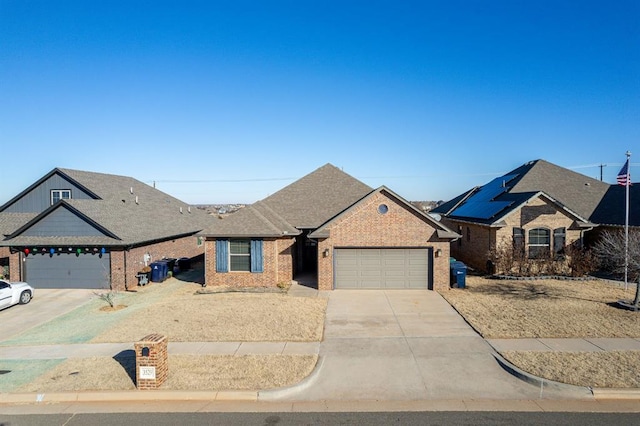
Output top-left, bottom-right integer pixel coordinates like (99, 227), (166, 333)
(134, 334), (168, 390)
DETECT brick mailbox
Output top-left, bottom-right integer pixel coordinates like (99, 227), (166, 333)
(134, 334), (168, 390)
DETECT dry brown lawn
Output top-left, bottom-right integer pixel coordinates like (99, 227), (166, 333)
(18, 354), (318, 392)
(16, 280), (326, 393)
(501, 351), (640, 388)
(441, 276), (640, 339)
(92, 284), (327, 343)
(442, 276), (640, 388)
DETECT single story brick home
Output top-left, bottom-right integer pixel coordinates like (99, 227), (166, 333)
(431, 159), (640, 273)
(0, 168), (212, 290)
(202, 164), (460, 291)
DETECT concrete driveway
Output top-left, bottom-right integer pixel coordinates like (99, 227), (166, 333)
(0, 288), (96, 341)
(269, 289), (592, 401)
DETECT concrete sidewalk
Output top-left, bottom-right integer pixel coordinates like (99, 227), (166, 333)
(1, 341), (320, 360)
(487, 337), (640, 352)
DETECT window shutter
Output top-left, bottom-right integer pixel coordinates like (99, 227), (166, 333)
(216, 239), (228, 273)
(553, 228), (566, 253)
(513, 228), (524, 251)
(250, 239), (264, 273)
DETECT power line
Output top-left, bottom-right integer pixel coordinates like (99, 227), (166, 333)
(145, 163), (637, 186)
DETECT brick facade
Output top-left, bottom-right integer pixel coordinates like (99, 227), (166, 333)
(316, 191), (450, 291)
(444, 196), (586, 273)
(113, 235), (205, 291)
(204, 237), (295, 288)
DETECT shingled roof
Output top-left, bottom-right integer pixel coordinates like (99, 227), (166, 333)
(507, 160), (609, 220)
(1, 168), (214, 246)
(433, 159), (613, 226)
(203, 164), (373, 237)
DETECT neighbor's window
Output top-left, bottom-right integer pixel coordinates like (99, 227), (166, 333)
(513, 228), (524, 252)
(51, 189), (71, 205)
(229, 240), (251, 272)
(528, 228), (550, 259)
(553, 228), (566, 254)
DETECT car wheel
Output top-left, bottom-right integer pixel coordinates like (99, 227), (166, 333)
(19, 291), (32, 304)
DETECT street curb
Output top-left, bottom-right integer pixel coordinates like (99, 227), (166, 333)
(492, 352), (640, 400)
(491, 352), (593, 397)
(591, 388), (640, 400)
(258, 355), (325, 401)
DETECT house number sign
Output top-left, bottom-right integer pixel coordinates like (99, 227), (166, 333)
(139, 366), (156, 379)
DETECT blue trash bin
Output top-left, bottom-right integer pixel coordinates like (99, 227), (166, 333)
(450, 261), (467, 288)
(157, 260), (169, 281)
(150, 262), (163, 282)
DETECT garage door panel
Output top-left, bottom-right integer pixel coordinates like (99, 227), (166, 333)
(335, 248), (431, 289)
(25, 252), (111, 289)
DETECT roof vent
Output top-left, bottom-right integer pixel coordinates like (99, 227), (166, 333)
(130, 187), (134, 194)
(188, 206), (191, 213)
(135, 196), (139, 204)
(180, 207), (183, 214)
(585, 182), (590, 187)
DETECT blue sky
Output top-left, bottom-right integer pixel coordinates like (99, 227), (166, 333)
(1, 1), (638, 204)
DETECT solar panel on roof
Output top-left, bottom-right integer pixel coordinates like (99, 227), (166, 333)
(470, 174), (519, 202)
(452, 201), (512, 219)
(449, 173), (518, 220)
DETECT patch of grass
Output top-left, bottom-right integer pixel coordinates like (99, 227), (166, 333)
(501, 351), (640, 388)
(0, 359), (64, 393)
(441, 276), (640, 338)
(92, 293), (327, 343)
(17, 355), (318, 392)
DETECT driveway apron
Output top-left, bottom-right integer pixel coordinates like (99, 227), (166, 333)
(284, 290), (590, 401)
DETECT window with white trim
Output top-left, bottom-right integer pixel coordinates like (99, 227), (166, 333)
(528, 228), (550, 259)
(51, 189), (71, 205)
(229, 240), (251, 272)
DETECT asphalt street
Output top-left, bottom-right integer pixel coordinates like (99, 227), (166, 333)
(3, 411), (640, 426)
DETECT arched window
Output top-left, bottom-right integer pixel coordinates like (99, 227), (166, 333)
(528, 228), (550, 259)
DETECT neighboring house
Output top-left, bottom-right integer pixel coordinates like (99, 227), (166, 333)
(0, 168), (212, 290)
(431, 159), (640, 272)
(202, 164), (459, 291)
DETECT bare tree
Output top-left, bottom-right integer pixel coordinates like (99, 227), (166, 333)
(592, 229), (640, 310)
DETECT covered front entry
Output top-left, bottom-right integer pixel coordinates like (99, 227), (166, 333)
(24, 252), (111, 289)
(334, 248), (432, 289)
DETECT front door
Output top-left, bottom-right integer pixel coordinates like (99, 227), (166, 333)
(294, 230), (318, 274)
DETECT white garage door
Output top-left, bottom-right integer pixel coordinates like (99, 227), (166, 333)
(334, 248), (431, 289)
(25, 252), (111, 289)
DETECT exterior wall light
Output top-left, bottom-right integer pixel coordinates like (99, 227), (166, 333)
(435, 248), (442, 258)
(323, 249), (330, 258)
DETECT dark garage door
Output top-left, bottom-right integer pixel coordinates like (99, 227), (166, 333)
(25, 252), (111, 289)
(334, 248), (431, 289)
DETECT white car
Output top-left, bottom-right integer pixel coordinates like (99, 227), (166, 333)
(0, 279), (34, 310)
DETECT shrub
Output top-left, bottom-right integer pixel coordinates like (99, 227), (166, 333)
(94, 289), (118, 308)
(487, 243), (596, 277)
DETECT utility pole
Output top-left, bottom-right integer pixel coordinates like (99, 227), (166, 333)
(599, 163), (606, 181)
